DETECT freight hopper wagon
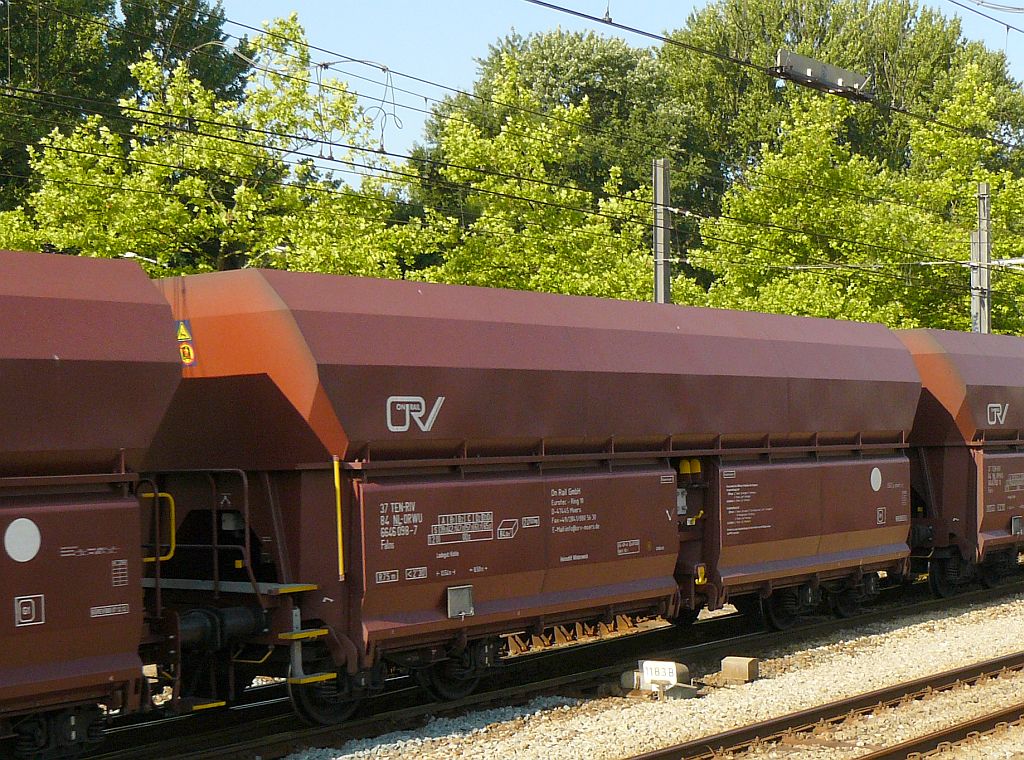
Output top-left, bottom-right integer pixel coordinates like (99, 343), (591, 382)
(899, 330), (1024, 596)
(145, 270), (922, 722)
(0, 251), (181, 759)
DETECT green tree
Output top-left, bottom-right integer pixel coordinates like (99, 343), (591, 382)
(411, 57), (706, 302)
(422, 30), (694, 195)
(694, 63), (1024, 331)
(663, 0), (1024, 179)
(0, 16), (409, 275)
(412, 31), (712, 223)
(410, 29), (720, 283)
(0, 0), (250, 210)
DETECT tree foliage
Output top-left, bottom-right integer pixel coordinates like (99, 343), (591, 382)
(0, 0), (250, 210)
(412, 59), (662, 299)
(0, 16), (399, 274)
(413, 30), (707, 212)
(1, 2), (1022, 327)
(663, 0), (1024, 174)
(695, 63), (1024, 331)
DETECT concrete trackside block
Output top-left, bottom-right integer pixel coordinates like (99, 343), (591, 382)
(721, 656), (759, 684)
(640, 660), (691, 691)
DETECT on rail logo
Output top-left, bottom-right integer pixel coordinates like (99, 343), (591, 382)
(987, 403), (1009, 426)
(386, 395), (445, 432)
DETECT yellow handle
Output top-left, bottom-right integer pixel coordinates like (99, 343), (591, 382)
(334, 455), (345, 581)
(141, 492), (177, 563)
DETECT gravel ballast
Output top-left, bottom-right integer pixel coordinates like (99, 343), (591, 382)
(738, 668), (1024, 758)
(285, 590), (1024, 760)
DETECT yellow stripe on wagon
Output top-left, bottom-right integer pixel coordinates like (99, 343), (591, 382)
(190, 700), (226, 711)
(286, 672), (337, 685)
(266, 583), (319, 595)
(278, 628), (329, 641)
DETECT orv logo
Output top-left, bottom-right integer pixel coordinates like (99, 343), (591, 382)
(987, 403), (1009, 426)
(386, 396), (445, 432)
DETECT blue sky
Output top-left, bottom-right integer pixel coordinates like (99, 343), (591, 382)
(220, 0), (1024, 158)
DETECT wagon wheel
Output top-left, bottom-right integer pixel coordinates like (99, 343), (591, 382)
(763, 589), (800, 631)
(288, 670), (360, 725)
(927, 557), (957, 599)
(414, 660), (480, 701)
(829, 589), (860, 619)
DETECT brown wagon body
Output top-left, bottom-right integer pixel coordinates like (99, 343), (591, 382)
(899, 329), (1024, 593)
(14, 252), (1024, 755)
(0, 251), (181, 754)
(147, 270), (921, 680)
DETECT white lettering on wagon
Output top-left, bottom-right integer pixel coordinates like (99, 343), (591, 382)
(386, 396), (445, 432)
(427, 512), (494, 545)
(405, 566), (427, 581)
(60, 545), (119, 557)
(496, 519), (519, 539)
(617, 539), (640, 556)
(723, 481), (774, 536)
(1006, 473), (1024, 493)
(550, 485), (600, 534)
(111, 559), (128, 587)
(90, 603), (129, 618)
(379, 501), (422, 546)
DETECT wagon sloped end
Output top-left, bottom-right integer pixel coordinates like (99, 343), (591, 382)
(898, 328), (1024, 581)
(0, 250), (181, 756)
(899, 328), (1024, 446)
(0, 249), (182, 476)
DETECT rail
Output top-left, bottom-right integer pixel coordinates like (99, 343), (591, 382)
(631, 650), (1024, 759)
(858, 701), (1024, 759)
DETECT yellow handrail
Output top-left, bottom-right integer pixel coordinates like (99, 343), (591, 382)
(333, 455), (345, 581)
(141, 491), (177, 563)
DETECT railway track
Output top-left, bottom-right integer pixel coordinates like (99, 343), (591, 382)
(84, 579), (1024, 760)
(906, 713), (1024, 759)
(860, 698), (1024, 759)
(632, 650), (1024, 759)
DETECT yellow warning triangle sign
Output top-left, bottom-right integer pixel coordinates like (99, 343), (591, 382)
(175, 321), (192, 341)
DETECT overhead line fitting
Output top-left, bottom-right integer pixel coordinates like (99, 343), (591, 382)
(770, 50), (875, 102)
